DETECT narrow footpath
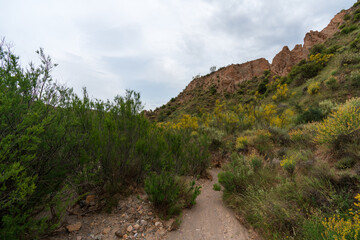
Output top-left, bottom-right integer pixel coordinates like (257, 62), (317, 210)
(164, 168), (252, 240)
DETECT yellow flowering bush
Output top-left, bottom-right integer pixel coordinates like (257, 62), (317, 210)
(272, 83), (289, 101)
(236, 136), (248, 150)
(309, 53), (334, 65)
(270, 109), (295, 128)
(157, 114), (199, 131)
(307, 82), (320, 95)
(254, 104), (277, 125)
(322, 194), (360, 240)
(315, 98), (360, 144)
(280, 156), (296, 175)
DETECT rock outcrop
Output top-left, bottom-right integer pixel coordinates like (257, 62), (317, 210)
(271, 10), (347, 76)
(185, 58), (270, 93)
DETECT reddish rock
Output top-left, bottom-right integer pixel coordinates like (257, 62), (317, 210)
(85, 195), (96, 205)
(66, 222), (82, 232)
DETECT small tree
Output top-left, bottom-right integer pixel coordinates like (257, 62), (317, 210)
(210, 66), (217, 73)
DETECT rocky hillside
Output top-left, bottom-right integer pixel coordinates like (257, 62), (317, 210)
(147, 8), (348, 121)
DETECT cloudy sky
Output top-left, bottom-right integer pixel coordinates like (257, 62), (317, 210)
(0, 0), (355, 109)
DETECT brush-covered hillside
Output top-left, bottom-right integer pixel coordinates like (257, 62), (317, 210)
(147, 1), (360, 239)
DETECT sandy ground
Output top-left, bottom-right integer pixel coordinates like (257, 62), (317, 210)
(164, 168), (251, 240)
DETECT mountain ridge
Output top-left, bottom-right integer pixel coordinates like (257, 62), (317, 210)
(147, 8), (349, 121)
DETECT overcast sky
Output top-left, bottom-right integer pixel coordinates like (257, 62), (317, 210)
(0, 0), (355, 109)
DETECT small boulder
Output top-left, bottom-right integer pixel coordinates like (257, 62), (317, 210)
(85, 195), (96, 205)
(127, 225), (133, 232)
(66, 222), (82, 232)
(133, 224), (140, 230)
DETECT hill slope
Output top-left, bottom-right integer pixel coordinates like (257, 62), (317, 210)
(147, 8), (349, 121)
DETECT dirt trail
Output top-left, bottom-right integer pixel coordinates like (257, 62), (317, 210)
(164, 168), (251, 240)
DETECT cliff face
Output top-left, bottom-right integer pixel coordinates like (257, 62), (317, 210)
(271, 10), (347, 76)
(185, 58), (270, 93)
(189, 9), (347, 95)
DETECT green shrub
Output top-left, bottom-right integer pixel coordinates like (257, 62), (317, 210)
(344, 14), (351, 21)
(289, 61), (323, 85)
(309, 44), (325, 55)
(341, 25), (358, 34)
(340, 53), (360, 66)
(268, 126), (291, 146)
(319, 99), (338, 117)
(181, 180), (201, 208)
(340, 52), (360, 65)
(145, 172), (201, 217)
(324, 77), (339, 90)
(335, 157), (357, 169)
(0, 41), (211, 237)
(325, 45), (340, 54)
(348, 70), (360, 87)
(300, 214), (325, 240)
(218, 153), (253, 193)
(145, 172), (182, 216)
(350, 37), (360, 50)
(213, 183), (221, 191)
(248, 130), (273, 156)
(354, 13), (360, 22)
(250, 155), (263, 172)
(296, 107), (325, 124)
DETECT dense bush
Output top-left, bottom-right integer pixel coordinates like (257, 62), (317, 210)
(307, 82), (320, 95)
(0, 42), (209, 238)
(315, 98), (360, 144)
(0, 45), (80, 238)
(218, 153), (254, 193)
(348, 70), (360, 87)
(341, 25), (358, 34)
(144, 172), (201, 217)
(289, 62), (323, 85)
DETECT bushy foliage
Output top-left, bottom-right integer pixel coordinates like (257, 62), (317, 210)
(322, 194), (360, 239)
(235, 136), (248, 150)
(213, 183), (221, 191)
(249, 154), (263, 172)
(315, 98), (360, 144)
(145, 172), (202, 217)
(218, 153), (254, 193)
(272, 83), (289, 101)
(289, 53), (334, 85)
(341, 25), (358, 34)
(0, 43), (210, 237)
(296, 107), (325, 124)
(319, 99), (338, 117)
(340, 52), (360, 65)
(289, 123), (318, 145)
(280, 156), (296, 175)
(0, 44), (79, 238)
(307, 82), (320, 95)
(348, 70), (360, 87)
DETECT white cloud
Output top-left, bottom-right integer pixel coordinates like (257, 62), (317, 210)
(0, 0), (355, 109)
